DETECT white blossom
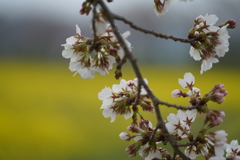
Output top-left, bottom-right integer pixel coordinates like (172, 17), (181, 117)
(154, 0), (174, 16)
(178, 72), (195, 89)
(200, 57), (219, 74)
(165, 109), (197, 138)
(69, 61), (95, 79)
(189, 14), (231, 74)
(139, 145), (162, 160)
(98, 78), (151, 122)
(185, 146), (198, 159)
(187, 87), (201, 97)
(61, 25), (82, 62)
(215, 25), (230, 58)
(226, 140), (240, 157)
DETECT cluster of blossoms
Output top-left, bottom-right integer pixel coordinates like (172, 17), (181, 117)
(98, 78), (154, 123)
(101, 73), (232, 159)
(63, 1), (238, 160)
(61, 20), (131, 79)
(170, 72), (232, 159)
(185, 130), (240, 160)
(172, 72), (228, 127)
(207, 132), (240, 160)
(189, 14), (236, 74)
(119, 119), (171, 159)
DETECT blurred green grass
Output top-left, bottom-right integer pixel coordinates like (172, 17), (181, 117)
(0, 61), (239, 160)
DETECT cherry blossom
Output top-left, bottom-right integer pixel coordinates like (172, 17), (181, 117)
(138, 145), (162, 160)
(189, 14), (231, 74)
(62, 24), (131, 79)
(61, 25), (82, 62)
(207, 130), (228, 160)
(226, 140), (240, 157)
(185, 145), (198, 159)
(165, 109), (197, 138)
(154, 0), (174, 16)
(178, 72), (195, 89)
(102, 25), (132, 60)
(98, 78), (152, 122)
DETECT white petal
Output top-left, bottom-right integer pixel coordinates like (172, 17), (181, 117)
(66, 36), (77, 45)
(62, 49), (74, 59)
(95, 21), (107, 35)
(117, 48), (124, 60)
(120, 79), (127, 88)
(76, 25), (81, 35)
(167, 113), (179, 124)
(184, 72), (195, 85)
(69, 61), (81, 71)
(178, 79), (187, 88)
(78, 68), (95, 79)
(124, 111), (133, 120)
(185, 109), (197, 121)
(98, 87), (112, 100)
(102, 108), (116, 123)
(205, 14), (218, 26)
(61, 44), (72, 49)
(70, 53), (82, 62)
(107, 55), (116, 70)
(189, 47), (202, 61)
(165, 123), (175, 133)
(122, 31), (130, 38)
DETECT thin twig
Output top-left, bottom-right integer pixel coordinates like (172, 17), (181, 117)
(113, 14), (192, 43)
(158, 100), (198, 110)
(177, 141), (196, 147)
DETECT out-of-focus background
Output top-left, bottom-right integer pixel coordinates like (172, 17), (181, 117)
(0, 0), (240, 160)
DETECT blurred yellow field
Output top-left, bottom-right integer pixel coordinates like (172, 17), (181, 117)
(0, 61), (239, 160)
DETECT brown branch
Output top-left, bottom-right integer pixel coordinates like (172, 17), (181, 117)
(90, 2), (98, 51)
(97, 0), (190, 159)
(113, 14), (192, 43)
(157, 100), (198, 110)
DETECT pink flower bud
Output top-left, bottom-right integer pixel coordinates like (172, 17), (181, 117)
(139, 119), (152, 130)
(119, 132), (131, 141)
(208, 84), (228, 104)
(206, 110), (225, 127)
(127, 125), (140, 133)
(171, 89), (182, 98)
(125, 143), (140, 157)
(219, 19), (238, 29)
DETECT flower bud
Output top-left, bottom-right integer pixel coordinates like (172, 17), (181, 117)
(206, 110), (225, 127)
(171, 89), (182, 98)
(125, 143), (141, 157)
(127, 125), (140, 133)
(204, 84), (228, 104)
(219, 19), (237, 29)
(119, 132), (131, 141)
